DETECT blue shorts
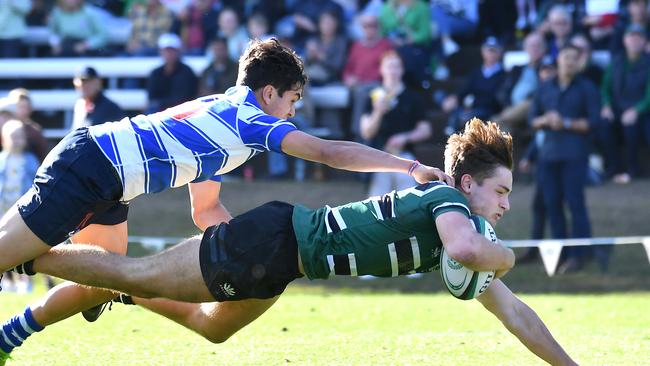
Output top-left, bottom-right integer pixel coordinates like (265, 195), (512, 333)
(17, 128), (126, 246)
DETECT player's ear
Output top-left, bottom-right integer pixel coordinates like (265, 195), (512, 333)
(261, 85), (275, 104)
(459, 174), (473, 193)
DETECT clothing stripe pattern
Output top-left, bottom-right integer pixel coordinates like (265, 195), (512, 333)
(89, 86), (297, 201)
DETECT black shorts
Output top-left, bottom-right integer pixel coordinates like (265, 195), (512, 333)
(199, 201), (303, 302)
(17, 128), (125, 246)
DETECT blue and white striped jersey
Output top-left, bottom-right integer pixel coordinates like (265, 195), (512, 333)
(89, 86), (297, 201)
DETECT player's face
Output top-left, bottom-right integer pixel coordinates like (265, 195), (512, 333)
(465, 166), (512, 226)
(265, 86), (302, 120)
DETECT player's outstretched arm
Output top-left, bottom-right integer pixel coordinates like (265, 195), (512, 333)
(280, 130), (454, 186)
(477, 280), (579, 366)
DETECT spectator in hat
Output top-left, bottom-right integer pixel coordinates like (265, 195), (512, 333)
(146, 33), (198, 113)
(72, 67), (126, 130)
(442, 36), (507, 135)
(600, 23), (650, 185)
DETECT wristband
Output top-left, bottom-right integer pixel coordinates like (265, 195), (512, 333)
(407, 160), (420, 176)
(563, 118), (572, 129)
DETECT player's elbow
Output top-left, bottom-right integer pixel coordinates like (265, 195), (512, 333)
(191, 214), (208, 232)
(191, 209), (212, 232)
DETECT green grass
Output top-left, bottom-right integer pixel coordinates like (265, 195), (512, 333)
(1, 287), (648, 365)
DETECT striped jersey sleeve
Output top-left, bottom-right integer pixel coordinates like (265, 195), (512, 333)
(89, 86), (297, 201)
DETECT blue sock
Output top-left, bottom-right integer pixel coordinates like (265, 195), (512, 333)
(0, 307), (44, 353)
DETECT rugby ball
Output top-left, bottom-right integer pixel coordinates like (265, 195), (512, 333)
(440, 215), (497, 300)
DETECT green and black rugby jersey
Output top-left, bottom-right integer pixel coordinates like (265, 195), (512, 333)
(292, 182), (471, 280)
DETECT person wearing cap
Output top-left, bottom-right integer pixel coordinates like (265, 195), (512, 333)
(72, 66), (125, 130)
(442, 36), (507, 134)
(529, 44), (600, 275)
(601, 23), (650, 186)
(146, 32), (198, 113)
(0, 38), (453, 363)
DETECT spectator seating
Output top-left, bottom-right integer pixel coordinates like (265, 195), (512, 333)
(0, 57), (349, 139)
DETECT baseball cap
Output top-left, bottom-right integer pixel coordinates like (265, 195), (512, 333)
(482, 36), (502, 49)
(75, 66), (99, 80)
(158, 33), (182, 49)
(625, 23), (646, 36)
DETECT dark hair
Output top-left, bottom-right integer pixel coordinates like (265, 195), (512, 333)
(444, 118), (513, 187)
(236, 38), (308, 96)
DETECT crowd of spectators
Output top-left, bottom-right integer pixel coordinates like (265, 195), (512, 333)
(0, 0), (649, 277)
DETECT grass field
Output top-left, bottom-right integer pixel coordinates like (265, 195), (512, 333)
(1, 287), (649, 365)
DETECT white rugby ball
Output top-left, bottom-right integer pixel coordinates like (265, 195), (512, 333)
(440, 215), (497, 300)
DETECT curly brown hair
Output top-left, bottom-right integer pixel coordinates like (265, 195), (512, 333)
(236, 38), (308, 96)
(444, 118), (513, 187)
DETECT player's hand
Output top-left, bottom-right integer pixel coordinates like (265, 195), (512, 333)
(412, 164), (455, 187)
(495, 268), (510, 279)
